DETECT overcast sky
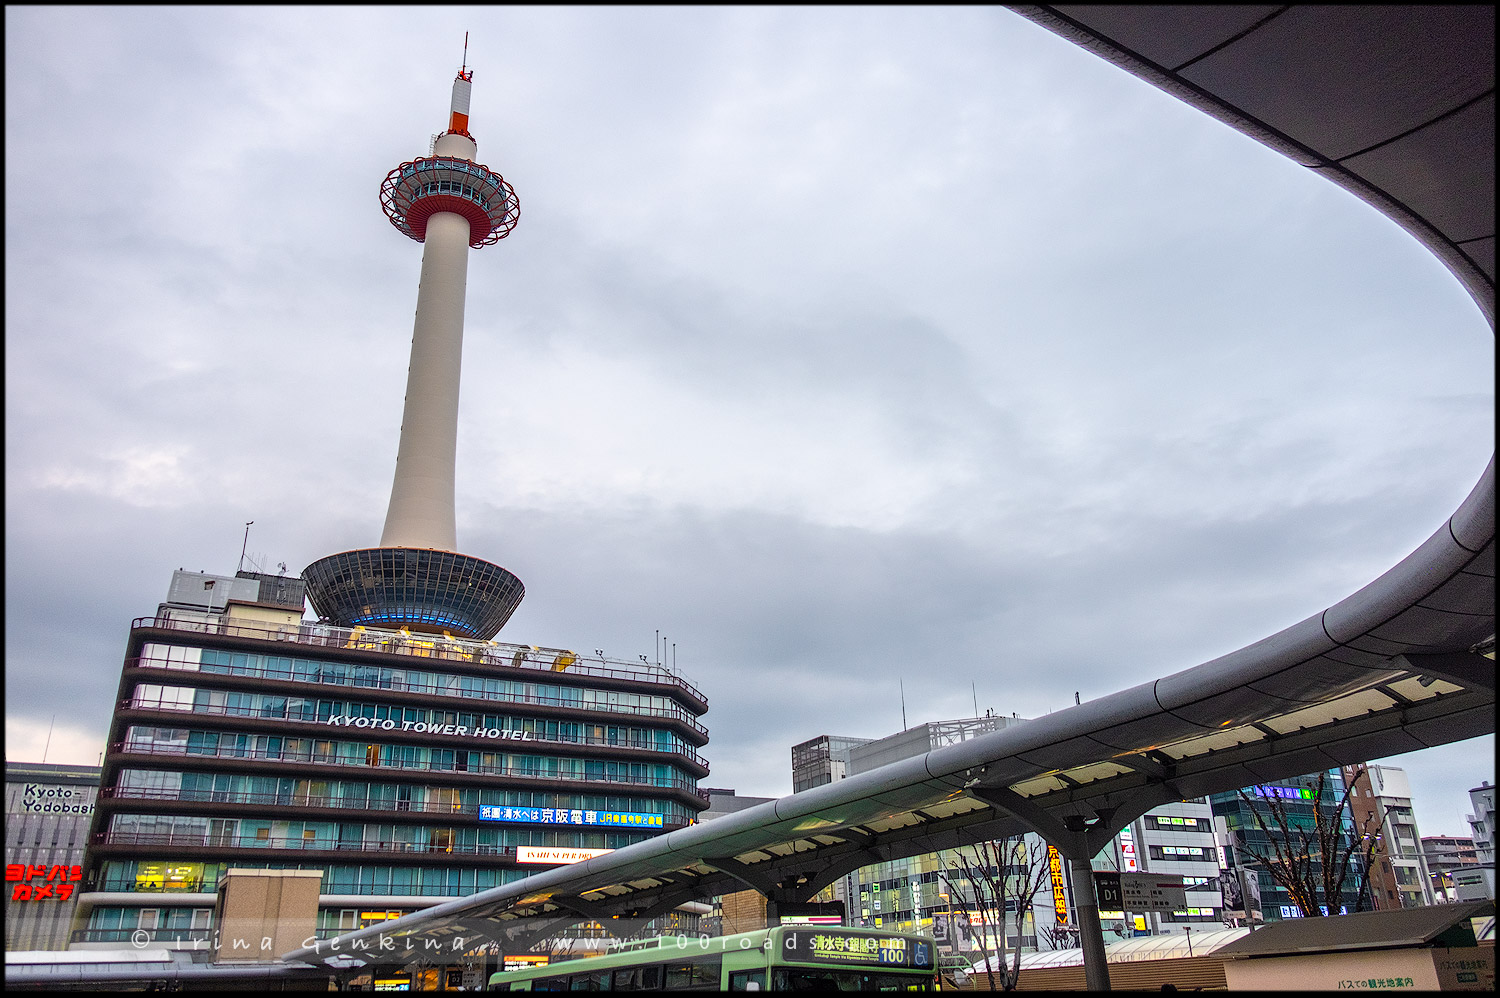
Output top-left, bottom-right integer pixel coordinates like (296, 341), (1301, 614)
(6, 7), (1493, 840)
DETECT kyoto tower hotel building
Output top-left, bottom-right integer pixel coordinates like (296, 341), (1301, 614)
(76, 59), (709, 957)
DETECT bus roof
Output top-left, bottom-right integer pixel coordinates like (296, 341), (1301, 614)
(490, 925), (937, 981)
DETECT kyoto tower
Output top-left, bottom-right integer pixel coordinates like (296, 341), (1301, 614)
(303, 48), (525, 639)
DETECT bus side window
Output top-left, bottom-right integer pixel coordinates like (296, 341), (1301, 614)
(613, 966), (658, 990)
(665, 958), (722, 990)
(569, 970), (609, 990)
(728, 969), (766, 990)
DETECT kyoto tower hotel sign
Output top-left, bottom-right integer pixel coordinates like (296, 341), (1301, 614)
(303, 51), (525, 639)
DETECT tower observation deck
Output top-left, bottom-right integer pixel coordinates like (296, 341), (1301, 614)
(303, 58), (525, 640)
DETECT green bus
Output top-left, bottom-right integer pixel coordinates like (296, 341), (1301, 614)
(488, 925), (938, 991)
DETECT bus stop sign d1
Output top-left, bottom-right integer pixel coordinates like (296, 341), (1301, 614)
(1120, 873), (1187, 911)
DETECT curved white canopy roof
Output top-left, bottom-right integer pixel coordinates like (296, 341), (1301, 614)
(284, 6), (1493, 969)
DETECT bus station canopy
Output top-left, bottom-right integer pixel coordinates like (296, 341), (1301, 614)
(284, 5), (1493, 972)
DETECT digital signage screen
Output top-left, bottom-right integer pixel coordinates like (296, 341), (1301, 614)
(477, 806), (663, 828)
(780, 929), (934, 970)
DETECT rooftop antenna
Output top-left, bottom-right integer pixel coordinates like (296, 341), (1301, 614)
(972, 682), (979, 719)
(900, 679), (908, 731)
(238, 521), (254, 573)
(461, 31), (469, 78)
(42, 714), (55, 764)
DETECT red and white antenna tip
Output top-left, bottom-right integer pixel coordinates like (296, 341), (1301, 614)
(450, 34), (473, 135)
(449, 75), (472, 135)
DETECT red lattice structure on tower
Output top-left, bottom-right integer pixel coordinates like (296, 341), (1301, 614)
(380, 155), (520, 248)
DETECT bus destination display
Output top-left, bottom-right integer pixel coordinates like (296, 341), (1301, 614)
(781, 930), (934, 970)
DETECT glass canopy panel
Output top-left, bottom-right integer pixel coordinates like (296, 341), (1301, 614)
(1054, 760), (1135, 785)
(1154, 724), (1267, 760)
(1260, 687), (1397, 734)
(1008, 775), (1069, 798)
(1383, 674), (1468, 701)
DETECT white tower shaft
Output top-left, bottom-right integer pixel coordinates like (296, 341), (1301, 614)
(303, 63), (526, 641)
(380, 132), (480, 550)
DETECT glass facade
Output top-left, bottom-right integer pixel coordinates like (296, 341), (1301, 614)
(78, 588), (709, 956)
(1210, 769), (1366, 922)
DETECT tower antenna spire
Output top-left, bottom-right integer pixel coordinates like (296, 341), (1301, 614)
(462, 31), (469, 77)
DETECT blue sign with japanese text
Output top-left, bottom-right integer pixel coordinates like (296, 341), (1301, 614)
(477, 805), (664, 827)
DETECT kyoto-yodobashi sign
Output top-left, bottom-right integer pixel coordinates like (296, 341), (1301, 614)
(20, 783), (93, 815)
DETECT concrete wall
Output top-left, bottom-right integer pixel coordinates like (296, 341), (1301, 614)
(212, 869), (321, 963)
(1223, 946), (1494, 992)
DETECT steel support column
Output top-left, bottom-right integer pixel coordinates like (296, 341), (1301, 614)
(1068, 854), (1111, 991)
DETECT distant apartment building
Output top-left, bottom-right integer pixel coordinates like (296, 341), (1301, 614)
(790, 735), (873, 793)
(1421, 834), (1480, 901)
(5, 762), (102, 951)
(1342, 764), (1433, 909)
(1463, 781), (1495, 900)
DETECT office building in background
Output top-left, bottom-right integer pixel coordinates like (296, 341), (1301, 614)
(1343, 764), (1433, 909)
(5, 762), (102, 952)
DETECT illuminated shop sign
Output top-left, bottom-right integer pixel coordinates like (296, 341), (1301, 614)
(360, 911), (404, 923)
(1279, 904), (1348, 919)
(516, 846), (614, 865)
(6, 864), (82, 902)
(782, 930), (933, 970)
(780, 914), (844, 926)
(325, 716), (534, 741)
(1252, 785), (1316, 801)
(478, 806), (663, 827)
(1120, 827), (1138, 873)
(20, 784), (93, 815)
(1048, 845), (1068, 925)
(135, 861), (204, 892)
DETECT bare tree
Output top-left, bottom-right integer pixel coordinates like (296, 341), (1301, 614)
(1233, 768), (1381, 918)
(940, 836), (1053, 991)
(1039, 921), (1079, 951)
